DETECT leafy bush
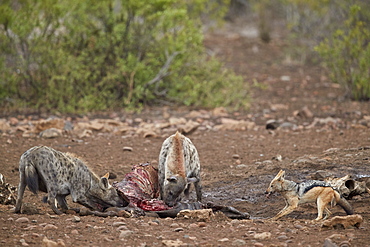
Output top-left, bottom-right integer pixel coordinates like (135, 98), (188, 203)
(315, 5), (370, 100)
(0, 0), (248, 113)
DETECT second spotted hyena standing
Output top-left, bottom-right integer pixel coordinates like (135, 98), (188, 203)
(158, 131), (202, 206)
(14, 146), (126, 215)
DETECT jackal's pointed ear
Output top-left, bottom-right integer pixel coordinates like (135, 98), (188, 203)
(275, 170), (285, 180)
(100, 173), (110, 189)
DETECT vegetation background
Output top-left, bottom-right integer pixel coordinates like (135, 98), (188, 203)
(0, 0), (369, 114)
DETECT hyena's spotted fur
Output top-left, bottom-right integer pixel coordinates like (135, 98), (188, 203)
(158, 131), (202, 206)
(14, 146), (125, 215)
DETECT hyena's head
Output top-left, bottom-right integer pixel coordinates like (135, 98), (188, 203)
(162, 174), (188, 207)
(265, 170), (285, 198)
(92, 173), (127, 210)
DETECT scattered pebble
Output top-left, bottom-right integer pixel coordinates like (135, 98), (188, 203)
(119, 230), (134, 239)
(44, 224), (58, 230)
(254, 232), (271, 240)
(232, 239), (246, 246)
(218, 238), (229, 242)
(112, 221), (126, 227)
(15, 217), (29, 223)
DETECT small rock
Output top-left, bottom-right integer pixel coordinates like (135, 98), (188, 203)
(71, 229), (79, 235)
(277, 235), (288, 240)
(266, 119), (280, 130)
(39, 128), (62, 138)
(198, 222), (207, 227)
(294, 224), (304, 229)
(323, 238), (338, 247)
(218, 238), (229, 242)
(148, 221), (159, 226)
(176, 209), (213, 222)
(327, 233), (346, 241)
(162, 239), (185, 247)
(232, 239), (246, 246)
(44, 224), (58, 230)
(170, 223), (180, 228)
(254, 232), (271, 240)
(298, 106), (314, 118)
(322, 214), (363, 229)
(42, 236), (65, 247)
(112, 221), (126, 227)
(117, 210), (131, 218)
(232, 154), (240, 159)
(173, 228), (184, 232)
(9, 117), (19, 126)
(15, 217), (30, 223)
(254, 243), (264, 247)
(213, 107), (228, 117)
(119, 230), (134, 239)
(122, 146), (133, 152)
(117, 226), (129, 231)
(73, 216), (81, 222)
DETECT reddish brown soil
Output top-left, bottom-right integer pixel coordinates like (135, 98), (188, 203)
(1, 23), (370, 247)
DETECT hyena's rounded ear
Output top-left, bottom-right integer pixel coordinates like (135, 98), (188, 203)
(100, 173), (110, 189)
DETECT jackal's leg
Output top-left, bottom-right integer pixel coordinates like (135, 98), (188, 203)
(323, 207), (332, 220)
(14, 171), (27, 213)
(271, 198), (298, 220)
(315, 196), (329, 220)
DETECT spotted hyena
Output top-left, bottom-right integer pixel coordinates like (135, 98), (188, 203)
(158, 131), (202, 206)
(14, 146), (126, 215)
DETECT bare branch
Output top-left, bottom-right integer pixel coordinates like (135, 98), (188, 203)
(144, 51), (180, 89)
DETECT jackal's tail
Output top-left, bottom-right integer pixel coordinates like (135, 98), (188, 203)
(334, 191), (354, 215)
(23, 159), (39, 194)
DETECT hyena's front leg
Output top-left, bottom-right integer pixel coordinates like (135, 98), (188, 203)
(56, 195), (69, 211)
(47, 192), (63, 215)
(194, 180), (202, 202)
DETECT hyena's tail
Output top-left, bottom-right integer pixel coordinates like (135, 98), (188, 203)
(24, 161), (39, 194)
(334, 191), (354, 215)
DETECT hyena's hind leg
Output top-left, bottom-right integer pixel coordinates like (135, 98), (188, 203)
(194, 180), (202, 202)
(14, 169), (27, 213)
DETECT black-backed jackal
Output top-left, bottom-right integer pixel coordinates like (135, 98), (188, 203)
(265, 170), (353, 221)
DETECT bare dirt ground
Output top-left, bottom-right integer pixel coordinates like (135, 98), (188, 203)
(1, 21), (370, 247)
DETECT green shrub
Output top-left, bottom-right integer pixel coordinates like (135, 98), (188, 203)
(315, 5), (370, 100)
(0, 0), (249, 113)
